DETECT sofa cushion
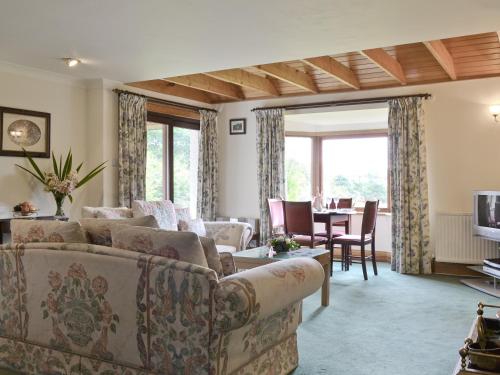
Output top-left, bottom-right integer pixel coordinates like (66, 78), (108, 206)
(174, 206), (191, 227)
(80, 216), (159, 246)
(82, 206), (133, 219)
(178, 218), (207, 237)
(199, 236), (223, 277)
(11, 219), (87, 244)
(216, 244), (237, 254)
(132, 200), (177, 231)
(111, 225), (208, 268)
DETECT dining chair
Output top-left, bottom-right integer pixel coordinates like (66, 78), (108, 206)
(283, 201), (328, 248)
(268, 198), (285, 235)
(332, 200), (379, 280)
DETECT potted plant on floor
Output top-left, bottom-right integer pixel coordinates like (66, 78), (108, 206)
(16, 149), (106, 217)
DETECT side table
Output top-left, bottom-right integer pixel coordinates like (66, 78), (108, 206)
(0, 215), (69, 244)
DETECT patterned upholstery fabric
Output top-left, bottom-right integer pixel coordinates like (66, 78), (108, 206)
(199, 236), (223, 278)
(179, 218), (207, 237)
(204, 222), (253, 251)
(111, 225), (209, 268)
(132, 200), (178, 231)
(80, 215), (159, 246)
(10, 220), (87, 244)
(0, 242), (322, 375)
(219, 252), (236, 276)
(81, 206), (133, 219)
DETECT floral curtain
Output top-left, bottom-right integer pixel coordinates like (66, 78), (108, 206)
(388, 97), (431, 274)
(197, 110), (218, 220)
(118, 93), (147, 207)
(255, 108), (286, 244)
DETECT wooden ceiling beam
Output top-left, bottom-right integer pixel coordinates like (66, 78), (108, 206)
(204, 69), (280, 96)
(302, 56), (360, 89)
(163, 74), (244, 100)
(255, 63), (319, 93)
(423, 40), (457, 80)
(127, 80), (213, 104)
(360, 48), (407, 84)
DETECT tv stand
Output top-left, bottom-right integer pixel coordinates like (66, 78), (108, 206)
(460, 266), (500, 298)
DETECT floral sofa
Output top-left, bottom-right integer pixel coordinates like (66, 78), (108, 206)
(82, 202), (253, 253)
(0, 240), (324, 374)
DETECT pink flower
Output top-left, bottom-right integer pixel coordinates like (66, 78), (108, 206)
(47, 232), (64, 242)
(67, 263), (87, 279)
(131, 234), (154, 252)
(47, 293), (58, 313)
(92, 276), (108, 295)
(157, 246), (180, 260)
(48, 271), (62, 290)
(27, 226), (44, 242)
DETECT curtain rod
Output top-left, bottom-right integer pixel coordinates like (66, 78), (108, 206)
(113, 89), (218, 113)
(251, 93), (432, 112)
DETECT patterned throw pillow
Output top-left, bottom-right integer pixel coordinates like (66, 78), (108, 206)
(111, 225), (209, 268)
(132, 200), (178, 231)
(175, 206), (191, 228)
(178, 218), (207, 237)
(80, 215), (159, 246)
(81, 206), (133, 219)
(11, 220), (87, 244)
(199, 236), (223, 277)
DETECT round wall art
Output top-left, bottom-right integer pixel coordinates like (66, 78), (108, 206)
(7, 119), (41, 147)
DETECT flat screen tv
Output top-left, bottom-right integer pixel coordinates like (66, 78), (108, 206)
(473, 191), (500, 242)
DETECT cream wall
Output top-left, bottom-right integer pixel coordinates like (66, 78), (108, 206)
(0, 63), (90, 219)
(216, 77), (500, 253)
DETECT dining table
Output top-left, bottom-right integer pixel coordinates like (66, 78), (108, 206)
(313, 208), (356, 243)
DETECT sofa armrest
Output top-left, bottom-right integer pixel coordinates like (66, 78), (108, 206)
(214, 258), (324, 332)
(204, 221), (253, 251)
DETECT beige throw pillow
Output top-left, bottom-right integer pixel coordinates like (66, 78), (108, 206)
(80, 215), (159, 246)
(11, 220), (87, 244)
(132, 200), (178, 231)
(178, 218), (207, 237)
(111, 225), (208, 268)
(199, 236), (223, 277)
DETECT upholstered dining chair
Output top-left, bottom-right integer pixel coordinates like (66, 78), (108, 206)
(268, 198), (285, 235)
(332, 200), (379, 280)
(284, 201), (328, 248)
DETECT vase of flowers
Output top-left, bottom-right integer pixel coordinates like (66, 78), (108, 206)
(16, 149), (106, 217)
(268, 235), (301, 253)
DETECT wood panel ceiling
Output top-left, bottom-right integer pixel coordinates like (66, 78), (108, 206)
(127, 32), (500, 104)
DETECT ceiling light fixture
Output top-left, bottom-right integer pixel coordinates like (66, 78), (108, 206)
(63, 58), (81, 67)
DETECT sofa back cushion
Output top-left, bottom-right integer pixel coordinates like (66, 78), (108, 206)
(82, 206), (133, 219)
(179, 218), (207, 237)
(132, 200), (177, 231)
(80, 216), (159, 246)
(11, 219), (87, 244)
(111, 225), (208, 268)
(199, 236), (223, 277)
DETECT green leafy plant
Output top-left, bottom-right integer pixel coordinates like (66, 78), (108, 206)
(16, 149), (106, 216)
(268, 235), (301, 253)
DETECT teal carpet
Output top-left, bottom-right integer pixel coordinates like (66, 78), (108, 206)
(294, 262), (499, 375)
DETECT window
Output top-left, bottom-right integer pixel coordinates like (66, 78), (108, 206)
(145, 113), (199, 217)
(284, 133), (390, 210)
(322, 136), (388, 209)
(285, 137), (312, 200)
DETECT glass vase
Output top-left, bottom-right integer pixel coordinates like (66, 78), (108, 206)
(53, 193), (66, 217)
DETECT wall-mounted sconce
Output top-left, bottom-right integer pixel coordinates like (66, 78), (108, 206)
(489, 105), (500, 122)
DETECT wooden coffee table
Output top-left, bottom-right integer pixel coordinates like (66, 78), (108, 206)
(232, 246), (331, 307)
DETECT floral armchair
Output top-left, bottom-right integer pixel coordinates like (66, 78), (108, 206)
(0, 242), (324, 374)
(82, 204), (253, 253)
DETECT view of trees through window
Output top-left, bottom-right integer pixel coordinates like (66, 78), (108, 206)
(146, 122), (199, 217)
(285, 137), (312, 200)
(323, 136), (388, 208)
(284, 135), (389, 208)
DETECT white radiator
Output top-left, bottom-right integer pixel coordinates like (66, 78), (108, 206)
(435, 213), (499, 264)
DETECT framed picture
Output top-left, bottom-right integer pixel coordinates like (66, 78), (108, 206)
(0, 107), (51, 158)
(229, 118), (246, 135)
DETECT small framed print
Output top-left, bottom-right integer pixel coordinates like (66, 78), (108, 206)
(0, 107), (51, 158)
(229, 118), (246, 135)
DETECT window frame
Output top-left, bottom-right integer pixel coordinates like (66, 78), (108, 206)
(285, 129), (391, 212)
(147, 112), (200, 202)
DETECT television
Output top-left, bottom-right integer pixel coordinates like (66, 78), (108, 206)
(473, 191), (500, 242)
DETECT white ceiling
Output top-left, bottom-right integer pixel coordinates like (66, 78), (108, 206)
(1, 0), (500, 83)
(285, 107), (388, 132)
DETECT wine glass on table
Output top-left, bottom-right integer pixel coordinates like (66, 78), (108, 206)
(334, 197), (340, 211)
